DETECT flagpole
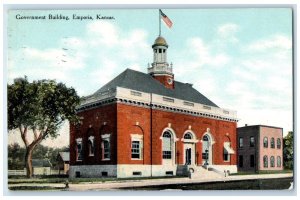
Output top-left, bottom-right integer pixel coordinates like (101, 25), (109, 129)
(159, 9), (161, 36)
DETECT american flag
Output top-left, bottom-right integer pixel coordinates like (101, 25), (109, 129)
(160, 9), (173, 28)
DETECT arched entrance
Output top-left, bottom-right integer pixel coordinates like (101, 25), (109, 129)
(182, 132), (197, 166)
(202, 134), (213, 165)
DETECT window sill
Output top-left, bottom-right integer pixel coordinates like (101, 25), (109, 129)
(131, 158), (142, 160)
(89, 154), (94, 157)
(102, 159), (110, 161)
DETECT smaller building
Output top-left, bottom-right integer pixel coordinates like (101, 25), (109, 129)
(237, 125), (283, 172)
(56, 152), (70, 175)
(31, 159), (52, 175)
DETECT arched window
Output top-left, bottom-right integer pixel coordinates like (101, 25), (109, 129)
(103, 140), (110, 159)
(263, 155), (268, 168)
(162, 131), (172, 159)
(101, 134), (111, 160)
(271, 138), (275, 148)
(270, 156), (275, 167)
(277, 138), (281, 149)
(88, 140), (94, 156)
(184, 132), (192, 139)
(277, 156), (281, 167)
(88, 136), (95, 156)
(263, 137), (268, 148)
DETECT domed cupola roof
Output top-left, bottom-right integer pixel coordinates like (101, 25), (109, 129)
(152, 36), (168, 48)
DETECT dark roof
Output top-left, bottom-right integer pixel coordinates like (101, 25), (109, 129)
(58, 152), (70, 162)
(237, 125), (283, 130)
(32, 159), (52, 167)
(91, 68), (218, 107)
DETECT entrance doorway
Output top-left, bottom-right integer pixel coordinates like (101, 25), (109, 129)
(185, 148), (192, 165)
(183, 132), (196, 166)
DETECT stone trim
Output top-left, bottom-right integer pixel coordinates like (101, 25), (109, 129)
(76, 86), (238, 122)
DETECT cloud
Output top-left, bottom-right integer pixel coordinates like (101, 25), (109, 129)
(87, 21), (119, 46)
(217, 23), (239, 43)
(8, 20), (152, 97)
(247, 35), (292, 52)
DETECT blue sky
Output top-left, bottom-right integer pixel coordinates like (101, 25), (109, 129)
(7, 9), (293, 147)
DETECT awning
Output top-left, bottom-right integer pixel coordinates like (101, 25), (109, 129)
(224, 142), (235, 154)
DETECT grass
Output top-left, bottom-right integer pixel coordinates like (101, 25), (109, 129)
(8, 175), (185, 184)
(8, 178), (68, 184)
(8, 186), (66, 191)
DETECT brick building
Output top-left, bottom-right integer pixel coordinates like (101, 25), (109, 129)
(237, 125), (283, 172)
(69, 36), (238, 178)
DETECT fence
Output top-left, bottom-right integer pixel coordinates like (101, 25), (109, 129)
(8, 169), (62, 176)
(8, 169), (26, 176)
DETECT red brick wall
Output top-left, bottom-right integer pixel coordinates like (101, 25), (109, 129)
(151, 109), (237, 166)
(116, 103), (151, 165)
(70, 104), (117, 166)
(70, 102), (237, 167)
(259, 126), (283, 170)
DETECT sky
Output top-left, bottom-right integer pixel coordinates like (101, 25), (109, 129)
(6, 8), (293, 148)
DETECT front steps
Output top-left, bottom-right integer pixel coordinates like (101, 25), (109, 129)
(176, 165), (225, 179)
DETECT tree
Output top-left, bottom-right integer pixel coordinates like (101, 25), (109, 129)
(283, 131), (293, 170)
(8, 77), (80, 178)
(8, 143), (26, 170)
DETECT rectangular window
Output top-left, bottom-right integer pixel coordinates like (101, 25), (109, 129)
(166, 171), (173, 175)
(133, 171), (142, 176)
(239, 155), (243, 168)
(102, 139), (110, 160)
(203, 105), (211, 110)
(101, 172), (108, 176)
(223, 110), (230, 114)
(183, 101), (194, 107)
(131, 141), (140, 159)
(239, 137), (243, 148)
(130, 90), (142, 97)
(250, 155), (255, 167)
(250, 136), (255, 147)
(163, 97), (174, 103)
(163, 151), (172, 159)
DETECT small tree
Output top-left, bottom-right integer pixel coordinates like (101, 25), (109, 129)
(8, 77), (80, 178)
(283, 131), (293, 170)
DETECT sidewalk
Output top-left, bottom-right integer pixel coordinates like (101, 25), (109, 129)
(67, 173), (293, 191)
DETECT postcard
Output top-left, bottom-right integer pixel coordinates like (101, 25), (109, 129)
(6, 8), (294, 192)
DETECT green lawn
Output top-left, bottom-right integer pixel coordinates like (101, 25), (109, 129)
(8, 186), (67, 191)
(8, 175), (185, 185)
